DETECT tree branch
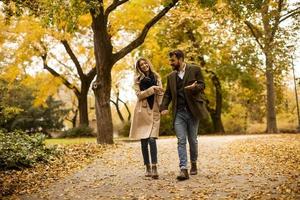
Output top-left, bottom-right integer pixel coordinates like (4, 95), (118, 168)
(41, 54), (81, 98)
(61, 40), (85, 79)
(86, 67), (97, 84)
(244, 21), (264, 50)
(279, 7), (300, 23)
(280, 6), (300, 19)
(271, 0), (283, 40)
(105, 0), (129, 17)
(48, 52), (74, 72)
(112, 0), (178, 62)
(118, 97), (131, 120)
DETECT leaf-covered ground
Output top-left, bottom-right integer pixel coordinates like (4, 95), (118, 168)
(4, 134), (300, 199)
(0, 142), (117, 199)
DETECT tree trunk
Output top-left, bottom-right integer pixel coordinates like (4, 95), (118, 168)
(78, 90), (89, 126)
(205, 69), (225, 133)
(213, 75), (225, 133)
(91, 10), (115, 144)
(93, 68), (114, 144)
(72, 109), (78, 128)
(78, 81), (90, 126)
(265, 52), (278, 133)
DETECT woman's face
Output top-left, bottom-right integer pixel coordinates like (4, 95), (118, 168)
(138, 60), (150, 73)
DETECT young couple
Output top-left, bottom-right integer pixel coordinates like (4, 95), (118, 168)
(129, 49), (209, 181)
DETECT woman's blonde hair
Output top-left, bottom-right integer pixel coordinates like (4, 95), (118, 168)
(135, 58), (161, 82)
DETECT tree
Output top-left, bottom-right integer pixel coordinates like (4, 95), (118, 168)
(2, 0), (179, 143)
(0, 13), (96, 127)
(89, 0), (179, 143)
(228, 0), (300, 133)
(141, 1), (266, 133)
(0, 77), (69, 134)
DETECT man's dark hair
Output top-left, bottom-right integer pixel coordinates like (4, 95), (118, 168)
(169, 49), (184, 61)
(199, 56), (206, 67)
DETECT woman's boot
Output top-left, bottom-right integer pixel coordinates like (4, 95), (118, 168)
(152, 164), (159, 179)
(145, 164), (152, 177)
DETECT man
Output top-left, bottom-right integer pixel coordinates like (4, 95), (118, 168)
(160, 50), (209, 180)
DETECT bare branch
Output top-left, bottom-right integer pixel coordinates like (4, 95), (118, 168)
(41, 54), (81, 98)
(244, 21), (264, 50)
(118, 97), (131, 120)
(113, 0), (178, 62)
(280, 6), (300, 19)
(279, 7), (300, 23)
(61, 40), (85, 79)
(105, 0), (129, 17)
(48, 52), (73, 71)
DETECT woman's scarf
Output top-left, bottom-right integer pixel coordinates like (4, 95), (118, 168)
(139, 73), (157, 110)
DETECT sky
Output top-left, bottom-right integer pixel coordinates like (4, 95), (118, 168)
(293, 46), (300, 78)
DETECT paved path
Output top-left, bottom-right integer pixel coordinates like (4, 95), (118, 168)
(22, 134), (300, 200)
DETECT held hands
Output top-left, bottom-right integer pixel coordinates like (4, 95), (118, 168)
(153, 86), (164, 94)
(160, 110), (169, 115)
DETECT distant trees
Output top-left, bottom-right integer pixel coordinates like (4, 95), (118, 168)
(0, 78), (69, 134)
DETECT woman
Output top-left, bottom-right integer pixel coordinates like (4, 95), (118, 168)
(129, 58), (163, 179)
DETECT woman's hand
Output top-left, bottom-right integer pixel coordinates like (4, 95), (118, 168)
(153, 86), (164, 94)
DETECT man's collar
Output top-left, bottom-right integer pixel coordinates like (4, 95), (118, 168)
(178, 63), (186, 73)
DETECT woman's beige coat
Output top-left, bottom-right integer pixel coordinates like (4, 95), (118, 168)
(129, 76), (163, 140)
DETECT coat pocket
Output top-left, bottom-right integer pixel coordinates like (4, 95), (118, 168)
(142, 99), (148, 108)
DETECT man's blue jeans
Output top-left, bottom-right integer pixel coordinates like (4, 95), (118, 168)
(174, 108), (199, 169)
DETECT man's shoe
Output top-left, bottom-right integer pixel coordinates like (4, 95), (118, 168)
(190, 162), (197, 175)
(145, 164), (152, 177)
(152, 164), (159, 179)
(176, 169), (189, 180)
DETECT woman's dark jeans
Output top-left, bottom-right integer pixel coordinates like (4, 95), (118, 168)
(141, 137), (157, 165)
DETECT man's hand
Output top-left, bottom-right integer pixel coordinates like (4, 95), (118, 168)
(161, 110), (169, 115)
(184, 81), (197, 90)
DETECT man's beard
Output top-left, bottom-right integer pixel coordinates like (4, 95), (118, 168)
(171, 63), (180, 71)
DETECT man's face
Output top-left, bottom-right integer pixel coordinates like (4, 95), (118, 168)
(169, 55), (181, 71)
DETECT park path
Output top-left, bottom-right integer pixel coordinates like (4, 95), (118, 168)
(22, 134), (299, 200)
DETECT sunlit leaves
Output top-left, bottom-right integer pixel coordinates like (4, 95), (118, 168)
(110, 0), (163, 38)
(21, 73), (62, 107)
(0, 66), (22, 84)
(78, 14), (92, 27)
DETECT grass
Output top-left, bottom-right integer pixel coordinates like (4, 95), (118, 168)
(45, 137), (97, 145)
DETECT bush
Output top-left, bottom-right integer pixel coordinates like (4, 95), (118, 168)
(62, 125), (94, 138)
(160, 114), (175, 136)
(117, 121), (131, 137)
(198, 117), (214, 134)
(0, 130), (58, 170)
(222, 104), (247, 133)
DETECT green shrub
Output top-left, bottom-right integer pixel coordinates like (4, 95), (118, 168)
(159, 114), (175, 136)
(62, 125), (94, 138)
(0, 130), (58, 170)
(198, 117), (214, 134)
(117, 121), (131, 137)
(222, 104), (247, 133)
